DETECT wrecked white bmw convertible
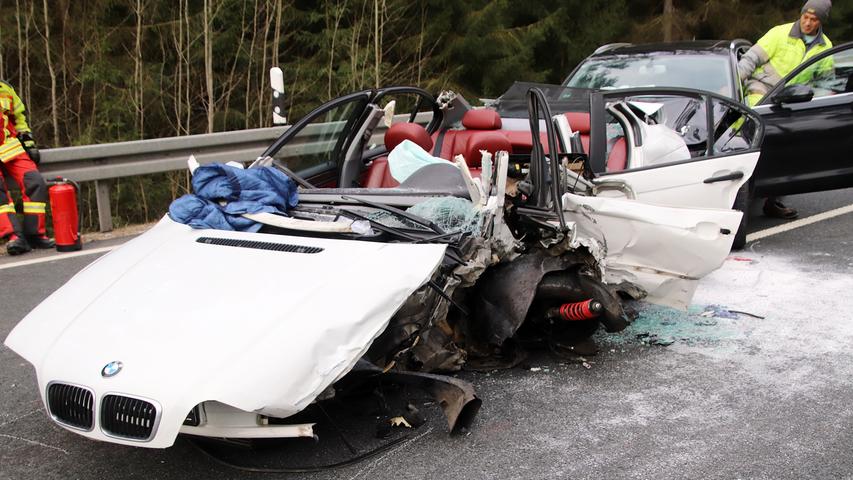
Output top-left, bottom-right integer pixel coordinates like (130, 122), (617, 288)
(4, 83), (763, 451)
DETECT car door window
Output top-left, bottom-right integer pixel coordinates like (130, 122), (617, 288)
(590, 88), (763, 210)
(607, 94), (704, 166)
(273, 101), (364, 174)
(785, 48), (853, 99)
(366, 90), (439, 151)
(712, 99), (761, 153)
(596, 90), (762, 170)
(262, 92), (370, 181)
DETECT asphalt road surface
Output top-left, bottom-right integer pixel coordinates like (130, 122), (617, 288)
(1, 188), (852, 480)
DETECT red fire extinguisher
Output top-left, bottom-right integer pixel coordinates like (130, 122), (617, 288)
(48, 177), (82, 252)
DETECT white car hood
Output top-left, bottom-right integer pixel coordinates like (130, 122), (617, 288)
(5, 216), (447, 447)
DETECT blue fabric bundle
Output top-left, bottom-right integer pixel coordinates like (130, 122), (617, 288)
(169, 163), (298, 232)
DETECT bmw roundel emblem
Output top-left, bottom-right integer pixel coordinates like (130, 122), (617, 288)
(101, 361), (123, 378)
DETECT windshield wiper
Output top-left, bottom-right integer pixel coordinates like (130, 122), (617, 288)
(339, 208), (464, 265)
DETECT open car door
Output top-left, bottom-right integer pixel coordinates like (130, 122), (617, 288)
(587, 88), (764, 210)
(526, 87), (748, 309)
(753, 42), (853, 197)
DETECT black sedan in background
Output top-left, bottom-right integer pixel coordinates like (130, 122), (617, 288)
(752, 43), (853, 199)
(564, 40), (853, 246)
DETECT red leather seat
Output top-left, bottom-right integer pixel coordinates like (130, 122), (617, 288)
(464, 132), (512, 177)
(562, 112), (628, 172)
(564, 111), (591, 153)
(607, 137), (627, 172)
(462, 109), (502, 130)
(433, 109), (506, 161)
(384, 122), (433, 152)
(363, 123), (435, 188)
(362, 158), (399, 188)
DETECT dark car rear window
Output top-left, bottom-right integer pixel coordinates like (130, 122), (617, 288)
(493, 81), (594, 118)
(566, 53), (734, 99)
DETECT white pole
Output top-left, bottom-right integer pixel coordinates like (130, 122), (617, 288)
(270, 67), (286, 125)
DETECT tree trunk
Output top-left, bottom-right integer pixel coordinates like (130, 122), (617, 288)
(204, 0), (215, 133)
(42, 0), (60, 146)
(374, 0), (380, 88)
(133, 0), (145, 139)
(663, 0), (674, 42)
(245, 0), (259, 129)
(15, 0), (22, 91)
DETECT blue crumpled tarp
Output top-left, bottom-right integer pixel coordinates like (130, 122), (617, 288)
(169, 163), (298, 232)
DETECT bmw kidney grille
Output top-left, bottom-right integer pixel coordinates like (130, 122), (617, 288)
(100, 394), (158, 440)
(47, 383), (95, 431)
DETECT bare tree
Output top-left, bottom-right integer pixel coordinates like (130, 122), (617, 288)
(132, 0), (145, 139)
(14, 0), (23, 92)
(373, 0), (380, 88)
(41, 0), (60, 145)
(664, 0), (674, 42)
(204, 0), (215, 132)
(258, 0), (272, 127)
(245, 0), (260, 129)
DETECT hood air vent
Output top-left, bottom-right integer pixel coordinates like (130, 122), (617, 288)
(196, 237), (323, 254)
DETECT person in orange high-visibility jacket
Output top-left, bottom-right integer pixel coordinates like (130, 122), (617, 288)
(0, 80), (54, 255)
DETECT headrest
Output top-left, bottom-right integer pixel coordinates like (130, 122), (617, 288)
(462, 109), (502, 130)
(385, 122), (433, 152)
(464, 132), (512, 168)
(564, 112), (590, 134)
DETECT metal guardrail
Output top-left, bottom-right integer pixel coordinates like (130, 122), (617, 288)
(31, 111), (432, 232)
(36, 126), (288, 232)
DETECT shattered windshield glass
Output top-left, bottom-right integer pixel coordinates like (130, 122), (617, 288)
(368, 197), (482, 235)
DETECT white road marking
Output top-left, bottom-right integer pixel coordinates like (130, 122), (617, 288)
(0, 433), (70, 454)
(0, 245), (116, 271)
(0, 409), (42, 429)
(746, 203), (853, 243)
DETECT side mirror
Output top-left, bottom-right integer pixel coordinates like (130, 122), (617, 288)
(773, 84), (814, 105)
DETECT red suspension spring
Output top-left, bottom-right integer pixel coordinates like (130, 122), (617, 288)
(551, 299), (603, 321)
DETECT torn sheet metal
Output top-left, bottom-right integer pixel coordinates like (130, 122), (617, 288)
(467, 247), (600, 351)
(179, 402), (315, 439)
(5, 215), (447, 448)
(562, 192), (741, 309)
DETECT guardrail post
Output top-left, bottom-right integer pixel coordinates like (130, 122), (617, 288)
(94, 180), (113, 232)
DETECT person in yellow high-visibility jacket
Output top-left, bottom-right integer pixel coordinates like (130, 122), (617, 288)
(737, 0), (833, 219)
(0, 80), (54, 255)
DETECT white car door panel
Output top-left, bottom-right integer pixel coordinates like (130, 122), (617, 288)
(598, 151), (758, 209)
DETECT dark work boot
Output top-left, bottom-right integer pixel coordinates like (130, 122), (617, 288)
(6, 235), (32, 255)
(26, 235), (55, 249)
(762, 198), (798, 219)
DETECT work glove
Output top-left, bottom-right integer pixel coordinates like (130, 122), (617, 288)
(17, 131), (40, 165)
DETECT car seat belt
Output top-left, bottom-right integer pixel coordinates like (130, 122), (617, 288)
(432, 129), (448, 158)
